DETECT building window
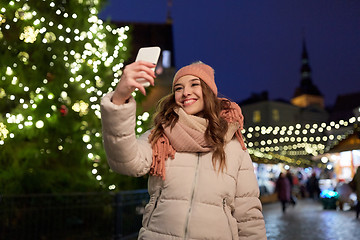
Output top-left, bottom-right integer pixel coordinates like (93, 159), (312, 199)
(253, 110), (261, 123)
(162, 50), (171, 68)
(272, 109), (280, 121)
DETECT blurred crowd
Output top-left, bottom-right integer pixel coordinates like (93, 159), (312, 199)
(266, 167), (360, 216)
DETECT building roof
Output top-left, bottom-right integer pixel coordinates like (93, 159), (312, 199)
(112, 21), (175, 66)
(328, 130), (360, 153)
(330, 91), (360, 121)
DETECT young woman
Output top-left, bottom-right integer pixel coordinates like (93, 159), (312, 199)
(101, 61), (267, 239)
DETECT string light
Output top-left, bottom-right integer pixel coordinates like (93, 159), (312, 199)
(243, 117), (359, 167)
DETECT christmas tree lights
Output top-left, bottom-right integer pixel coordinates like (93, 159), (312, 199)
(0, 0), (143, 193)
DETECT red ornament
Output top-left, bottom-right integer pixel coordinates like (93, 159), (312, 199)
(60, 105), (68, 116)
(46, 72), (55, 82)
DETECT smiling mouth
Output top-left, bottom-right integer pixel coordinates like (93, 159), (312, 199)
(183, 99), (196, 106)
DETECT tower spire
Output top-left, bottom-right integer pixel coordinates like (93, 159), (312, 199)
(300, 39), (312, 85)
(166, 0), (173, 24)
(291, 38), (325, 108)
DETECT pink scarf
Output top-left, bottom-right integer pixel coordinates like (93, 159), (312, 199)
(149, 100), (246, 180)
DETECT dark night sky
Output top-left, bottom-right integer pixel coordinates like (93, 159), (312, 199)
(99, 0), (360, 107)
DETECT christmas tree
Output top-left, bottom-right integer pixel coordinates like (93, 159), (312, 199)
(0, 0), (148, 194)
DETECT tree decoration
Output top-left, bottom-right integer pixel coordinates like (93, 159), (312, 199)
(0, 0), (143, 194)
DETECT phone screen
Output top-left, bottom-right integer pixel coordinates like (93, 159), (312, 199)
(135, 47), (161, 87)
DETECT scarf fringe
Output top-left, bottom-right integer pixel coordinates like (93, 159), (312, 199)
(149, 100), (246, 180)
(150, 132), (175, 180)
(220, 100), (247, 151)
(235, 130), (247, 151)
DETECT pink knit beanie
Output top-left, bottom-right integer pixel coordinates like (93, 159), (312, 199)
(173, 62), (218, 96)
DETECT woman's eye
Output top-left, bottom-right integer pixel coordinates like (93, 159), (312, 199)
(174, 87), (182, 91)
(192, 83), (200, 87)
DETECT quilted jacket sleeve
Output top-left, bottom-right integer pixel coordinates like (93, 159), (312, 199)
(100, 92), (153, 177)
(233, 150), (267, 240)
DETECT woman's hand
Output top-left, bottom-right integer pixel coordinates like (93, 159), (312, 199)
(112, 61), (157, 105)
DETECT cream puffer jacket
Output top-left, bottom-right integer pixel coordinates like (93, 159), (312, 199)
(101, 93), (267, 240)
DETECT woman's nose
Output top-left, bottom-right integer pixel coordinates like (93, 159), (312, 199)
(183, 86), (191, 96)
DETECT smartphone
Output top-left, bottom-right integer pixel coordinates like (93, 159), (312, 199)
(135, 46), (161, 87)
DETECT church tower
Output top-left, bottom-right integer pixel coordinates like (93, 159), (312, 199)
(291, 40), (325, 108)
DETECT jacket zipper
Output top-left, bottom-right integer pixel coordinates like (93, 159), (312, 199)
(184, 153), (200, 240)
(146, 188), (162, 227)
(223, 198), (234, 240)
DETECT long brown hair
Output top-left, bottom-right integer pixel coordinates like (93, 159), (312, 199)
(148, 80), (233, 172)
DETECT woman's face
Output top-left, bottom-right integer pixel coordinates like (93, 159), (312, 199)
(174, 75), (204, 116)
